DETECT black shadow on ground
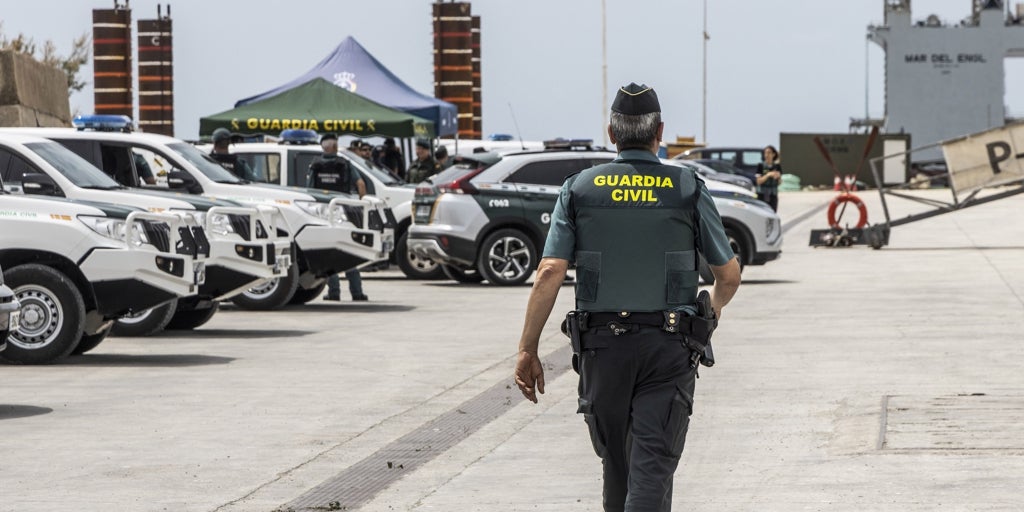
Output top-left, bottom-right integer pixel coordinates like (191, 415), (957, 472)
(287, 304), (417, 313)
(0, 404), (53, 421)
(62, 354), (235, 367)
(735, 279), (798, 285)
(152, 329), (314, 339)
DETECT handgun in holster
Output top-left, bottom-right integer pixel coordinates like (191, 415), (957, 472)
(683, 290), (718, 368)
(562, 310), (584, 374)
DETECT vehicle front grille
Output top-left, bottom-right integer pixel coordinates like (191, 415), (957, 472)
(342, 205), (364, 229)
(143, 221), (171, 253)
(229, 214), (251, 241)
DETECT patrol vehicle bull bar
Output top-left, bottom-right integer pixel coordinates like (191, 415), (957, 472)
(125, 211), (207, 287)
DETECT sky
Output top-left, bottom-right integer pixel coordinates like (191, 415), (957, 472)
(4, 0), (1023, 147)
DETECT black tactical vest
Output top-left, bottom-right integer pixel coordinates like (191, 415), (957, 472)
(210, 152), (242, 175)
(308, 154), (353, 193)
(569, 158), (700, 312)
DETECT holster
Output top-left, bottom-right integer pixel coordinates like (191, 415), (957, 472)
(681, 290), (718, 367)
(562, 310), (587, 374)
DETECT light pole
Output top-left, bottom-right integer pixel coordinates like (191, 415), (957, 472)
(602, 0), (609, 145)
(702, 0), (709, 144)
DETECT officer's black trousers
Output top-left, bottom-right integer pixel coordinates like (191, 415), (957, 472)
(577, 326), (697, 512)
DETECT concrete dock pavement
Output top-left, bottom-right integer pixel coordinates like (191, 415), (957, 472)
(2, 188), (1023, 511)
(358, 189), (1024, 511)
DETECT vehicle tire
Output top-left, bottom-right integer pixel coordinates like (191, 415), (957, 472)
(476, 229), (537, 286)
(441, 264), (484, 284)
(396, 231), (444, 280)
(725, 227), (748, 272)
(112, 299), (178, 337)
(165, 302), (220, 330)
(288, 280), (327, 305)
(1, 264), (86, 364)
(72, 325), (113, 355)
(231, 263), (300, 311)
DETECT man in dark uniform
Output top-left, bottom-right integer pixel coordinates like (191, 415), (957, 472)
(209, 128), (259, 181)
(407, 139), (441, 184)
(514, 83), (742, 512)
(308, 133), (369, 301)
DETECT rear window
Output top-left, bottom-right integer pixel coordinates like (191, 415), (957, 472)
(427, 163), (477, 185)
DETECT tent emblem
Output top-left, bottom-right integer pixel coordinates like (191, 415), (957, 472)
(333, 71), (357, 93)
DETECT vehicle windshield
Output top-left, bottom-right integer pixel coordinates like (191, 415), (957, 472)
(341, 150), (403, 185)
(168, 142), (243, 183)
(24, 141), (123, 189)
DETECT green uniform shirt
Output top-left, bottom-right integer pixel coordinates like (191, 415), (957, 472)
(543, 149), (735, 267)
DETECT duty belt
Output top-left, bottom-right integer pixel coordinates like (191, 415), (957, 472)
(576, 311), (690, 335)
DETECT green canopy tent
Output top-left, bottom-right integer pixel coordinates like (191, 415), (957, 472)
(199, 78), (435, 138)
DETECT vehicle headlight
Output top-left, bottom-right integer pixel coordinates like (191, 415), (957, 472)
(295, 200), (346, 224)
(78, 216), (150, 247)
(294, 200), (329, 220)
(207, 212), (236, 236)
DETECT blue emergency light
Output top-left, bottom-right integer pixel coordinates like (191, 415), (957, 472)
(488, 133), (514, 141)
(72, 114), (133, 132)
(279, 129), (319, 145)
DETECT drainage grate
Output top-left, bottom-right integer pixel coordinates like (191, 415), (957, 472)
(283, 344), (573, 511)
(878, 394), (1024, 451)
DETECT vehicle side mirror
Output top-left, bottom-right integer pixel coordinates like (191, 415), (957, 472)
(20, 174), (61, 196)
(167, 168), (193, 189)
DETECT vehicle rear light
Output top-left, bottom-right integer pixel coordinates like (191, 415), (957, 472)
(438, 176), (478, 195)
(415, 185), (434, 195)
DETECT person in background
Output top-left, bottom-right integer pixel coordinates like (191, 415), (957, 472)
(380, 137), (406, 179)
(132, 151), (156, 185)
(755, 145), (782, 212)
(435, 145), (452, 170)
(308, 133), (369, 302)
(407, 139), (441, 184)
(209, 128), (259, 181)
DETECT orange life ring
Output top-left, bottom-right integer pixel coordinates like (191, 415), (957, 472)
(827, 193), (868, 229)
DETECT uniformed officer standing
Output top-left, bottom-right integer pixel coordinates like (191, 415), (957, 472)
(514, 83), (742, 512)
(209, 128), (259, 181)
(406, 139), (441, 184)
(308, 133), (369, 301)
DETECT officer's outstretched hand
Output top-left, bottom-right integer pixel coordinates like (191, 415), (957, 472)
(514, 351), (545, 403)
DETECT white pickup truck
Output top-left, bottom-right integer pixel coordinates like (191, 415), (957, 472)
(0, 191), (205, 363)
(0, 132), (292, 334)
(221, 139), (440, 280)
(16, 127), (396, 307)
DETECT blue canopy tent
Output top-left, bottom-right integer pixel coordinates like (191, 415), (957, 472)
(235, 36), (458, 137)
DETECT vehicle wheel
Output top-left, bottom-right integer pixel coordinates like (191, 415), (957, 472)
(288, 280), (327, 305)
(112, 299), (178, 337)
(441, 264), (484, 284)
(1, 264), (86, 364)
(165, 302), (220, 330)
(396, 231), (444, 280)
(231, 262), (299, 311)
(476, 229), (537, 286)
(72, 325), (113, 355)
(725, 227), (747, 272)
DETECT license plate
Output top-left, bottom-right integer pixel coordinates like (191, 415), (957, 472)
(415, 205), (431, 220)
(6, 310), (18, 331)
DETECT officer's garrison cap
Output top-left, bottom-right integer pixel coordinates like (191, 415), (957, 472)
(611, 83), (661, 115)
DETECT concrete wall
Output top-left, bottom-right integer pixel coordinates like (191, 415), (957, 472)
(0, 50), (71, 127)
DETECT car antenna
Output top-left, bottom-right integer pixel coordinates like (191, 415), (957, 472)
(508, 102), (526, 150)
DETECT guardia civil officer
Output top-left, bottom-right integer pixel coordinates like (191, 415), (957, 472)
(514, 83), (742, 512)
(308, 133), (369, 301)
(209, 128), (259, 181)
